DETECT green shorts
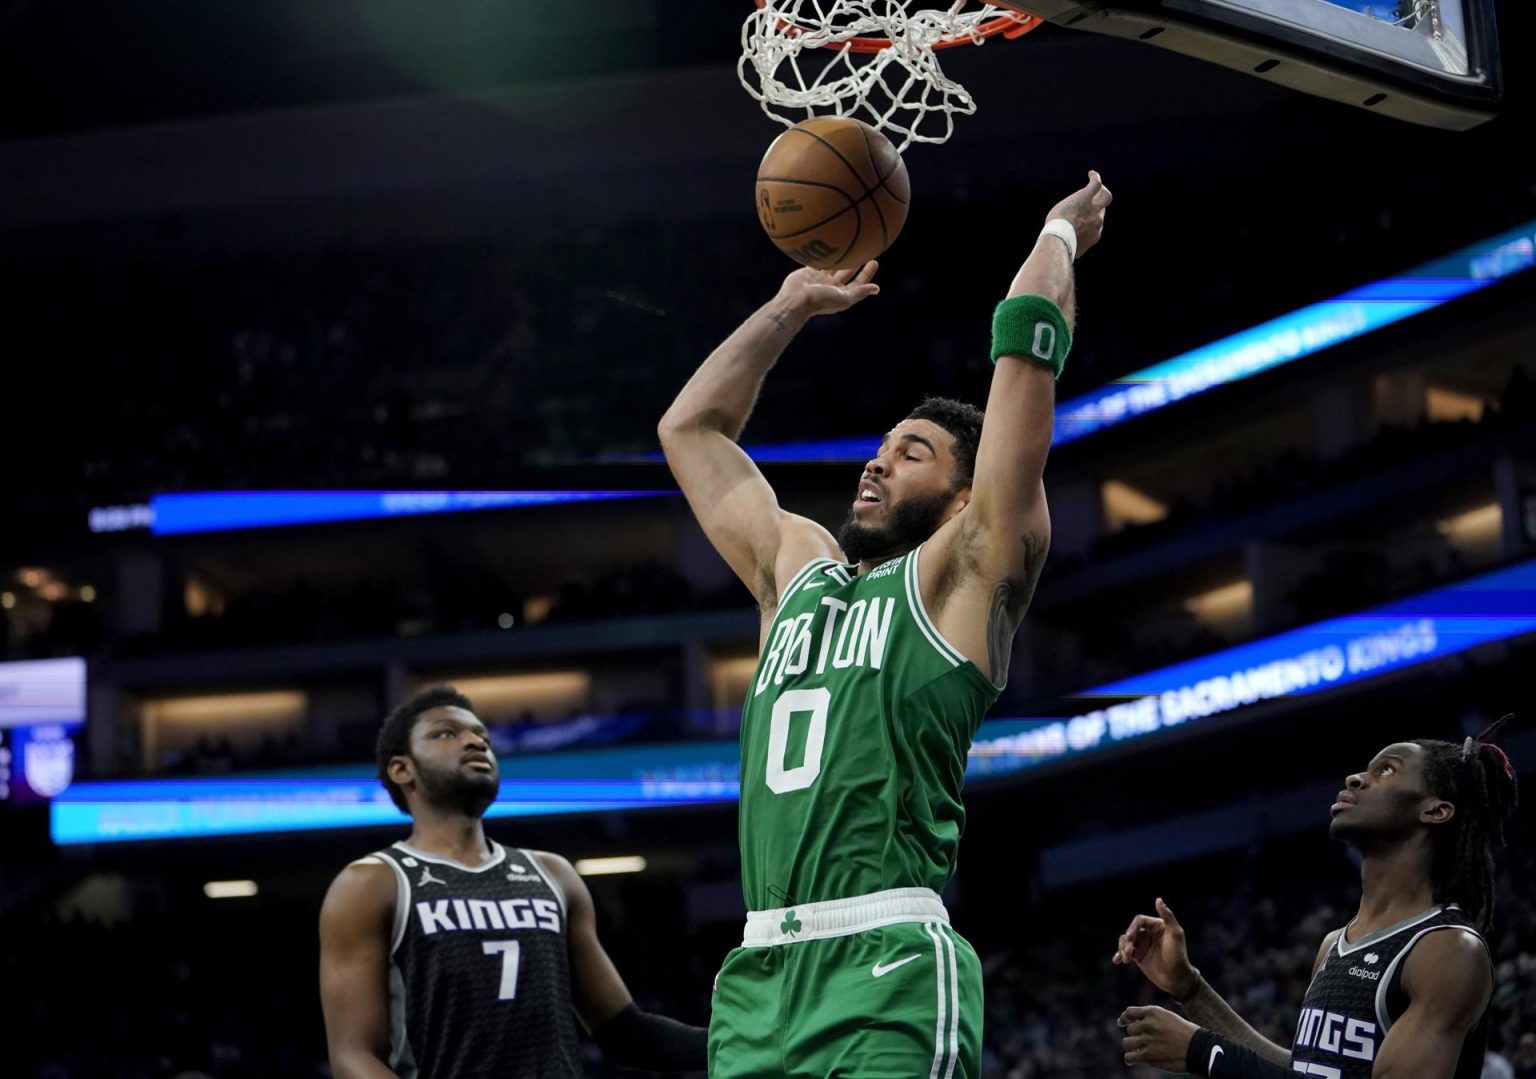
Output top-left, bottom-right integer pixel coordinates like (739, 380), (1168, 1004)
(708, 888), (982, 1079)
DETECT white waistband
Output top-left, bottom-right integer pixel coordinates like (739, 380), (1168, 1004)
(743, 887), (948, 947)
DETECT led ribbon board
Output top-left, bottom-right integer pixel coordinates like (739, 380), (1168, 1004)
(51, 741), (739, 844)
(50, 557), (1536, 842)
(969, 556), (1536, 778)
(148, 490), (669, 535)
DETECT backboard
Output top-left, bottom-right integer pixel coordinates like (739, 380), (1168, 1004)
(1002, 0), (1500, 128)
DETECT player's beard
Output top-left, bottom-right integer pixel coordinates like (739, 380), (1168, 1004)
(837, 487), (957, 564)
(413, 756), (500, 818)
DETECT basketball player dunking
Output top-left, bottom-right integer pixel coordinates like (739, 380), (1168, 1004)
(1114, 718), (1519, 1078)
(659, 172), (1112, 1077)
(319, 686), (706, 1079)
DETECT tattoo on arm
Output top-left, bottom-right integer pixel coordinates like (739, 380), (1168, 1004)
(986, 582), (1014, 682)
(1183, 982), (1293, 1064)
(983, 533), (1048, 681)
(766, 308), (790, 331)
(1013, 532), (1048, 616)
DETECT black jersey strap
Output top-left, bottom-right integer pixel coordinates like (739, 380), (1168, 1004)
(592, 1003), (707, 1072)
(1186, 1030), (1295, 1078)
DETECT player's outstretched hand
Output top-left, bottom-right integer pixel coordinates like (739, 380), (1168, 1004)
(1112, 896), (1199, 999)
(1118, 1004), (1199, 1071)
(775, 260), (881, 318)
(1046, 170), (1113, 257)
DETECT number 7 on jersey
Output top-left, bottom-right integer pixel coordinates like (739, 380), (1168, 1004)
(483, 940), (521, 1000)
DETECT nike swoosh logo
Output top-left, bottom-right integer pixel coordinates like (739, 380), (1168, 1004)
(1209, 1045), (1224, 1072)
(871, 954), (922, 978)
(801, 581), (825, 589)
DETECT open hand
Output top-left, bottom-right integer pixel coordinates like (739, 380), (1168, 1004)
(775, 260), (881, 318)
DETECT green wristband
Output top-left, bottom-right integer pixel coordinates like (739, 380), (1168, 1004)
(991, 294), (1071, 378)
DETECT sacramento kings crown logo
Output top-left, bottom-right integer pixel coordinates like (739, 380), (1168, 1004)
(24, 731), (75, 798)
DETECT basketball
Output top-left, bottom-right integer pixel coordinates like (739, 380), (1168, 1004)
(755, 116), (910, 270)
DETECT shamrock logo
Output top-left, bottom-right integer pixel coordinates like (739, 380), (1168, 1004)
(780, 910), (802, 936)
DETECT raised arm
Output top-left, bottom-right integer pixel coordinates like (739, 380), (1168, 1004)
(535, 852), (707, 1073)
(1113, 897), (1294, 1067)
(658, 264), (878, 610)
(1115, 930), (1481, 1079)
(924, 172), (1111, 681)
(319, 861), (402, 1079)
(970, 171), (1112, 571)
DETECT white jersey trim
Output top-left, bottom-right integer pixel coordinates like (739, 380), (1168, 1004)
(387, 960), (418, 1077)
(523, 849), (569, 920)
(1373, 921), (1487, 1035)
(905, 545), (965, 668)
(393, 839), (508, 874)
(925, 921), (950, 1079)
(371, 851), (412, 955)
(1336, 905), (1447, 956)
(772, 557), (841, 619)
(937, 924), (961, 1079)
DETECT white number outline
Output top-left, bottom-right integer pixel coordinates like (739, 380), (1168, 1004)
(483, 940), (522, 1000)
(765, 687), (830, 794)
(1031, 321), (1057, 362)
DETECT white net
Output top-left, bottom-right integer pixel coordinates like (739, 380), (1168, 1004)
(739, 1), (1033, 151)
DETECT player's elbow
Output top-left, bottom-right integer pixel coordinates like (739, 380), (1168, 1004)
(657, 414), (692, 466)
(659, 406), (736, 449)
(657, 410), (684, 444)
(658, 405), (707, 445)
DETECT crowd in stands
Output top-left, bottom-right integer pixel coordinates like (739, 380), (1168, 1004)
(9, 826), (1532, 1077)
(1, 558), (751, 663)
(5, 222), (949, 519)
(153, 699), (685, 777)
(1074, 365), (1536, 573)
(4, 198), (1533, 765)
(8, 355), (1529, 675)
(7, 180), (1520, 526)
(7, 360), (1527, 669)
(981, 852), (1536, 1079)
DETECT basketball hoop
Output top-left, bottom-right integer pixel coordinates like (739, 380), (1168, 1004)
(740, 1), (1042, 150)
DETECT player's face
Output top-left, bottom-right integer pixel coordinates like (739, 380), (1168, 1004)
(403, 706), (500, 816)
(1328, 741), (1452, 846)
(838, 419), (969, 563)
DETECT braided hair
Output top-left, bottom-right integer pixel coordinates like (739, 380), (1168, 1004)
(1413, 714), (1520, 931)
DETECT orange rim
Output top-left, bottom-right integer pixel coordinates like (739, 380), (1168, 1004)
(752, 2), (1042, 54)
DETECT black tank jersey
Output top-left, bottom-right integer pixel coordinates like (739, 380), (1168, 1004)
(369, 840), (582, 1079)
(1291, 905), (1488, 1079)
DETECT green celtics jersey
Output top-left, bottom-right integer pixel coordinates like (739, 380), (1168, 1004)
(738, 544), (1001, 911)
